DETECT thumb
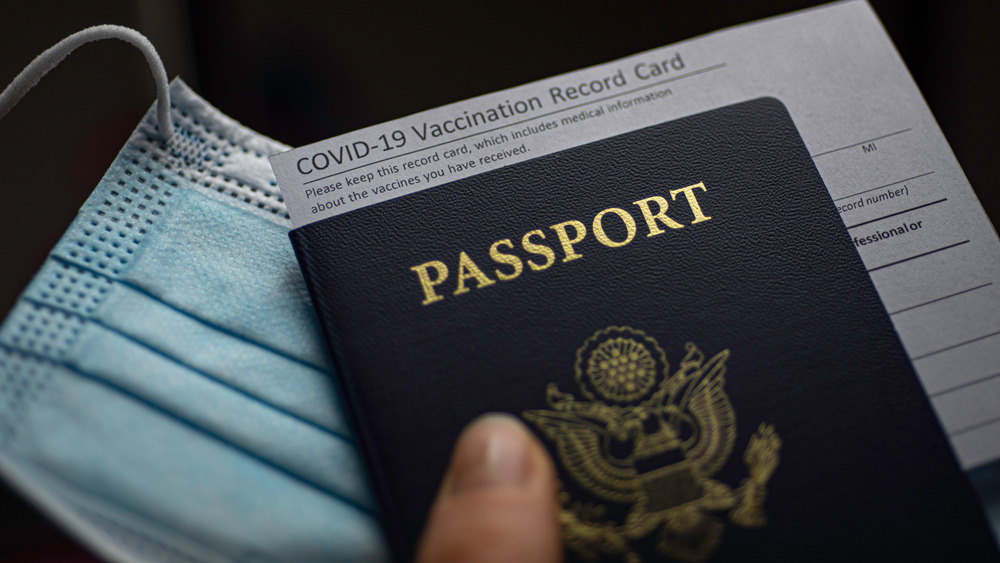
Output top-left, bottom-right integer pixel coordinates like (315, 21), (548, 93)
(416, 413), (563, 563)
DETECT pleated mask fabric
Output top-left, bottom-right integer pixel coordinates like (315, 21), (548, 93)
(0, 76), (389, 562)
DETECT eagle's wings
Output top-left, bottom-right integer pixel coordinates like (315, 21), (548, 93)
(523, 409), (638, 503)
(679, 349), (737, 476)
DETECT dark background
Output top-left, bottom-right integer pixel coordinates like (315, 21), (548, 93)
(0, 0), (997, 559)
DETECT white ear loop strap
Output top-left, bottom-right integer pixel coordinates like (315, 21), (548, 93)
(0, 24), (173, 142)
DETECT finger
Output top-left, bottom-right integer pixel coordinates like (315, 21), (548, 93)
(416, 413), (563, 563)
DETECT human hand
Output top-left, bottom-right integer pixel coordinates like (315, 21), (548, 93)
(416, 413), (563, 563)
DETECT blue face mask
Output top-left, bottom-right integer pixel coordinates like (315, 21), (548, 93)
(0, 26), (387, 563)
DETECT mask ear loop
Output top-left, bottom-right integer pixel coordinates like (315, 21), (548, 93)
(0, 24), (173, 142)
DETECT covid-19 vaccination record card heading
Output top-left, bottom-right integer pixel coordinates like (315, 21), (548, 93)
(270, 2), (1000, 561)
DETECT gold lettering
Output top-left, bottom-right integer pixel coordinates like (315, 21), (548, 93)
(522, 230), (556, 271)
(411, 261), (449, 305)
(411, 187), (713, 305)
(632, 195), (684, 236)
(454, 251), (496, 295)
(549, 220), (587, 262)
(490, 239), (523, 281)
(593, 207), (637, 248)
(670, 182), (712, 224)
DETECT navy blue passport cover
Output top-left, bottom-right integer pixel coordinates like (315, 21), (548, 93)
(290, 98), (998, 562)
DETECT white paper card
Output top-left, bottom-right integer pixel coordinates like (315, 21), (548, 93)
(271, 0), (1000, 469)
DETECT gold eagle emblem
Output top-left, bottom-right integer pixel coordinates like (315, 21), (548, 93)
(523, 326), (781, 562)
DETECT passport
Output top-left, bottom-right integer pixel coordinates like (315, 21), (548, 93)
(289, 98), (998, 561)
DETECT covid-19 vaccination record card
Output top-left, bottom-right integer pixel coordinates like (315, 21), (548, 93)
(271, 0), (1000, 470)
